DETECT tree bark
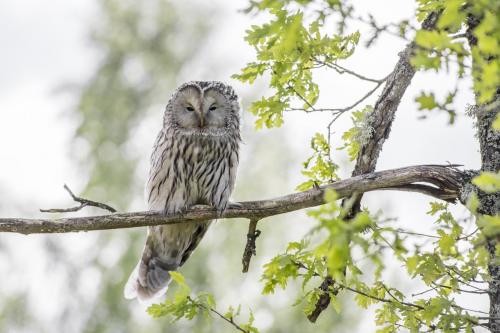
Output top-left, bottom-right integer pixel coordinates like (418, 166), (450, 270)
(465, 13), (500, 332)
(481, 103), (500, 332)
(0, 165), (465, 235)
(349, 11), (440, 204)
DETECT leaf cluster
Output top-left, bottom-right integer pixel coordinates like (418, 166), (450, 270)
(413, 0), (499, 105)
(233, 1), (360, 128)
(148, 272), (259, 333)
(297, 133), (339, 191)
(260, 193), (490, 331)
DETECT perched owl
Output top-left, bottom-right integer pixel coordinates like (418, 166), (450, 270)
(124, 81), (240, 301)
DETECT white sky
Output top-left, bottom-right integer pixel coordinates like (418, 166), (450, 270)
(0, 0), (487, 332)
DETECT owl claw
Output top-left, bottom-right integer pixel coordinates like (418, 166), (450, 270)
(162, 206), (188, 217)
(227, 201), (243, 209)
(190, 204), (209, 210)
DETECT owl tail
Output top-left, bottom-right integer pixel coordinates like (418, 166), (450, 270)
(123, 258), (175, 301)
(123, 237), (178, 301)
(124, 222), (210, 301)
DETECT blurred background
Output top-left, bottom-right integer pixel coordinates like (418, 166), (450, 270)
(0, 0), (485, 332)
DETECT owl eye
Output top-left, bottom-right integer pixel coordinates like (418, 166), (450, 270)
(185, 106), (194, 112)
(208, 105), (217, 112)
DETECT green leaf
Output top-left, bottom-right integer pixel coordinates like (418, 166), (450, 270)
(427, 202), (448, 216)
(437, 0), (465, 31)
(406, 256), (420, 276)
(477, 214), (500, 237)
(415, 92), (438, 110)
(296, 133), (338, 190)
(329, 292), (342, 313)
(338, 105), (374, 161)
(415, 30), (452, 50)
(493, 113), (500, 131)
(169, 271), (186, 286)
(472, 171), (500, 193)
(415, 90), (457, 123)
(437, 230), (456, 256)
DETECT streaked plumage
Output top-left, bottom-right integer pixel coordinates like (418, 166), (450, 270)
(124, 81), (240, 301)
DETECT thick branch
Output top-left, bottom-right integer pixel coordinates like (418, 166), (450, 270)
(310, 12), (442, 322)
(352, 11), (440, 177)
(0, 165), (465, 235)
(466, 12), (500, 333)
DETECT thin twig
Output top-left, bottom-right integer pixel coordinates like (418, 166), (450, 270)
(285, 73), (388, 115)
(393, 228), (440, 239)
(431, 282), (489, 295)
(40, 184), (116, 213)
(342, 282), (424, 309)
(242, 219), (261, 273)
(457, 228), (479, 240)
(332, 75), (388, 114)
(382, 283), (402, 302)
(285, 107), (343, 113)
(412, 285), (439, 297)
(188, 297), (249, 333)
(450, 32), (467, 39)
(326, 76), (388, 148)
(446, 268), (489, 291)
(355, 14), (416, 45)
(313, 59), (385, 83)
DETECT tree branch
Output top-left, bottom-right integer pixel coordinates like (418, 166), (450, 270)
(0, 165), (466, 235)
(187, 296), (250, 333)
(242, 219), (261, 273)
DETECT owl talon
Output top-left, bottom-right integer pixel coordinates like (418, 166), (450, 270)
(162, 206), (188, 217)
(190, 204), (209, 210)
(214, 209), (225, 219)
(227, 201), (243, 209)
(161, 208), (172, 216)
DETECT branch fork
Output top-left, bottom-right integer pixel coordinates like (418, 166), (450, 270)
(40, 184), (116, 214)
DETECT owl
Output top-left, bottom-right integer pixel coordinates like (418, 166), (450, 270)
(124, 81), (241, 301)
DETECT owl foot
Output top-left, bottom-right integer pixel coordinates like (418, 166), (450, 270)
(214, 209), (225, 219)
(227, 201), (243, 209)
(190, 204), (210, 210)
(162, 206), (189, 217)
(214, 202), (242, 218)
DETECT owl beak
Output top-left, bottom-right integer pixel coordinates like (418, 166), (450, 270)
(198, 114), (205, 128)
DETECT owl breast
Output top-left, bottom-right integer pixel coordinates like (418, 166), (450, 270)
(147, 128), (239, 214)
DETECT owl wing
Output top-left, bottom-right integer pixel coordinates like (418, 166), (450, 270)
(126, 131), (186, 301)
(210, 141), (240, 213)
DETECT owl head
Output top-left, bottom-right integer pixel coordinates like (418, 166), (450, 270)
(164, 81), (240, 136)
